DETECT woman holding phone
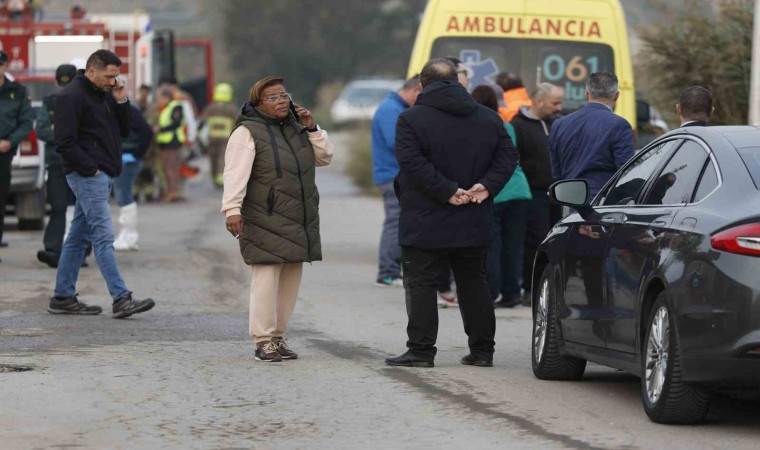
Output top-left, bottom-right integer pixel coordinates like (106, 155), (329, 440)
(221, 76), (334, 362)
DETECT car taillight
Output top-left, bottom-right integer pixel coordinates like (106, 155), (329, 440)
(711, 224), (760, 257)
(18, 131), (39, 156)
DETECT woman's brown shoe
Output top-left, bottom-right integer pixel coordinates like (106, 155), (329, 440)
(255, 341), (282, 362)
(273, 338), (298, 360)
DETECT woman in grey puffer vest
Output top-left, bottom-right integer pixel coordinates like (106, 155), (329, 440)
(221, 76), (334, 362)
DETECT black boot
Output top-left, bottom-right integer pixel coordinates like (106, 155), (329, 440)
(112, 293), (155, 319)
(47, 296), (103, 315)
(460, 353), (493, 367)
(385, 351), (434, 367)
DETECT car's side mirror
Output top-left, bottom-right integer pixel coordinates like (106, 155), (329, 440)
(549, 179), (589, 208)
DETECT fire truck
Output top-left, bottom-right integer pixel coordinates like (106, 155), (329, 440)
(1, 6), (214, 230)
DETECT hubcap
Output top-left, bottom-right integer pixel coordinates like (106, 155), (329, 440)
(533, 278), (549, 363)
(645, 306), (670, 403)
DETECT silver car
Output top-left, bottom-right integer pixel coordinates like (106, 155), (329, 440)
(330, 78), (404, 126)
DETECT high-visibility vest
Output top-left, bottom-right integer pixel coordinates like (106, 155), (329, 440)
(207, 115), (235, 139)
(157, 100), (186, 145)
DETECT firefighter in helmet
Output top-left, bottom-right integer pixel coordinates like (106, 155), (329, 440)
(202, 82), (238, 188)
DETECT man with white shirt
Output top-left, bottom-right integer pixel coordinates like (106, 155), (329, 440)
(676, 86), (713, 127)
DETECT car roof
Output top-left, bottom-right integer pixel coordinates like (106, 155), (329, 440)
(657, 125), (760, 150)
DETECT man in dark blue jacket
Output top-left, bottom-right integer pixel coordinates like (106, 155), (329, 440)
(371, 75), (420, 287)
(385, 58), (518, 368)
(549, 72), (634, 197)
(49, 49), (155, 318)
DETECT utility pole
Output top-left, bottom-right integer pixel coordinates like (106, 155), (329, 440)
(750, 0), (760, 125)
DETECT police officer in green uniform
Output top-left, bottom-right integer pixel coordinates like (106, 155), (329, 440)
(0, 50), (34, 262)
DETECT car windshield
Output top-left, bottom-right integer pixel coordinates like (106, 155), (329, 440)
(343, 87), (394, 105)
(737, 147), (760, 189)
(431, 37), (614, 113)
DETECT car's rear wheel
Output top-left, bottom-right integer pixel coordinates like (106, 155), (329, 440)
(641, 292), (710, 424)
(14, 190), (45, 230)
(532, 265), (586, 380)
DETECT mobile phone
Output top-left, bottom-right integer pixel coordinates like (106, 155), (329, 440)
(289, 100), (300, 120)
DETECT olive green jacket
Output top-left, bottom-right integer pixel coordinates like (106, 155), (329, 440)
(235, 104), (322, 264)
(0, 76), (33, 155)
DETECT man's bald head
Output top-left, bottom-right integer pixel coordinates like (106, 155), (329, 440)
(420, 58), (458, 88)
(530, 82), (564, 120)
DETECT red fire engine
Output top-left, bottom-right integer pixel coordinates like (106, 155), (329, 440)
(1, 5), (214, 229)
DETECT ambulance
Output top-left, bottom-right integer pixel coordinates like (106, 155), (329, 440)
(407, 0), (636, 127)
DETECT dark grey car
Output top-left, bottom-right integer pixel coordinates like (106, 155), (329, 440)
(530, 126), (760, 424)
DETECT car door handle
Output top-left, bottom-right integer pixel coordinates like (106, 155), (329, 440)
(600, 213), (627, 225)
(650, 220), (668, 235)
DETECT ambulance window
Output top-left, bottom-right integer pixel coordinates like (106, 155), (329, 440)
(431, 37), (614, 113)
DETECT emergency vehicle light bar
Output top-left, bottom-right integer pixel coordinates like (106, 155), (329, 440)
(34, 35), (104, 43)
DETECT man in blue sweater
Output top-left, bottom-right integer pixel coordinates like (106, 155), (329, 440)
(372, 75), (421, 287)
(549, 72), (634, 198)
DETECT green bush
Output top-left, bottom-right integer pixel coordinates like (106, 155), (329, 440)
(635, 0), (752, 125)
(344, 124), (379, 195)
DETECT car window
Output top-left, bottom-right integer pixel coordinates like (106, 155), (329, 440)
(693, 160), (719, 202)
(597, 140), (680, 206)
(642, 140), (709, 205)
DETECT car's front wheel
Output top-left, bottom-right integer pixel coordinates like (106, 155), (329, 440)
(641, 292), (711, 424)
(532, 265), (586, 380)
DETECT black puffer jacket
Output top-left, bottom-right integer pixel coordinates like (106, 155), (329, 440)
(54, 72), (132, 177)
(510, 107), (555, 190)
(395, 80), (518, 248)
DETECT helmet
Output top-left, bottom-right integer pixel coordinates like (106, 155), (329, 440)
(213, 83), (233, 102)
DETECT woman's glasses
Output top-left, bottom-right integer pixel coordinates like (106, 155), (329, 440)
(262, 93), (292, 103)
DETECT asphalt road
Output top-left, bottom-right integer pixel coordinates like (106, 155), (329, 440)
(1, 133), (760, 449)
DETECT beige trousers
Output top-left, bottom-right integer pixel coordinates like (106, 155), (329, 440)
(249, 263), (303, 343)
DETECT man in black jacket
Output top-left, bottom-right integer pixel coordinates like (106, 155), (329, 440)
(385, 58), (518, 368)
(48, 49), (155, 318)
(510, 82), (564, 305)
(35, 64), (87, 268)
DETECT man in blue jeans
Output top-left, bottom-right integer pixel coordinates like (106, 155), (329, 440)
(371, 75), (420, 287)
(48, 49), (155, 318)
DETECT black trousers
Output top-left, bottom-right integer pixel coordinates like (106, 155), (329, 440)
(43, 162), (72, 255)
(522, 189), (560, 294)
(0, 153), (12, 243)
(402, 245), (495, 359)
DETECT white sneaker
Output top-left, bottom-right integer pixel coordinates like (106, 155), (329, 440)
(114, 203), (139, 251)
(375, 277), (403, 288)
(438, 290), (458, 307)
